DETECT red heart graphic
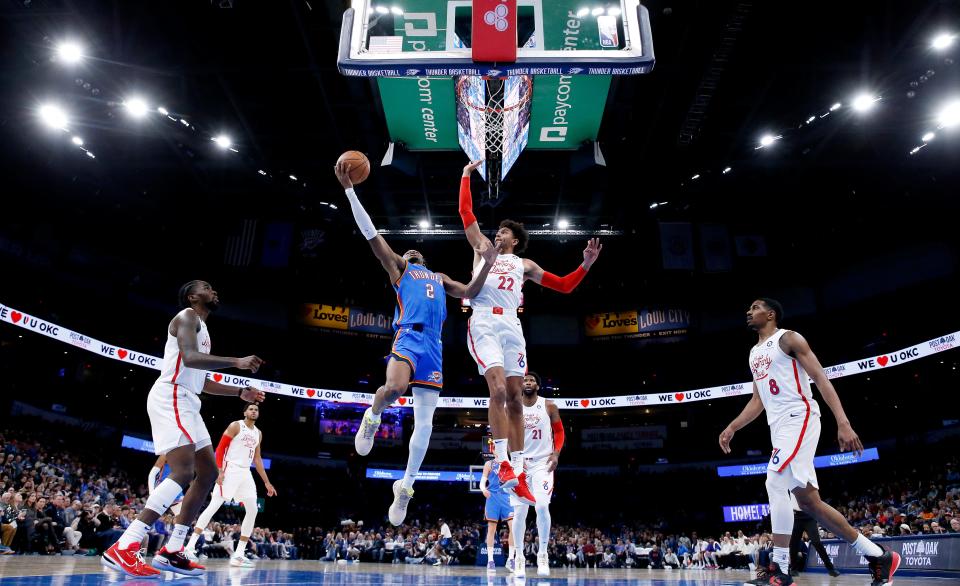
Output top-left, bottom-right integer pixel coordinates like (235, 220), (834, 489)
(398, 397), (407, 405)
(585, 316), (601, 330)
(10, 311), (22, 323)
(117, 349), (128, 360)
(213, 374), (223, 383)
(306, 389), (316, 397)
(877, 355), (889, 367)
(675, 393), (685, 402)
(580, 399), (589, 408)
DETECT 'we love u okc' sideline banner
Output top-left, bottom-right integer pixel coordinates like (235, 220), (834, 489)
(1, 301), (958, 410)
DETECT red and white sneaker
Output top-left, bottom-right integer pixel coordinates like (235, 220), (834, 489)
(510, 472), (537, 506)
(101, 542), (161, 578)
(497, 460), (519, 490)
(152, 546), (206, 576)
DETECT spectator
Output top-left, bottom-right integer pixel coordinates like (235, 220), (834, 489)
(94, 503), (123, 553)
(664, 547), (680, 569)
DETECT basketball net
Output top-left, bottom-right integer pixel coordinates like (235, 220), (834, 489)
(455, 75), (532, 157)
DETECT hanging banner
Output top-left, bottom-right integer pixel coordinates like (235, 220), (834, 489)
(585, 307), (690, 340)
(300, 303), (393, 337)
(1, 301), (956, 410)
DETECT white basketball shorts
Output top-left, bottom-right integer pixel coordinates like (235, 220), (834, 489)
(766, 411), (821, 491)
(146, 382), (212, 455)
(467, 308), (528, 378)
(216, 465), (257, 502)
(510, 459), (554, 507)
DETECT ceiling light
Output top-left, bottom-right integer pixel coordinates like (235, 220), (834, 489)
(123, 97), (149, 118)
(38, 104), (68, 130)
(722, 166), (732, 174)
(212, 134), (232, 149)
(289, 174), (298, 181)
(258, 169), (267, 176)
(576, 8), (589, 17)
(157, 106), (169, 115)
(591, 7), (604, 16)
(389, 6), (403, 15)
(830, 102), (842, 111)
(758, 134), (778, 147)
(806, 116), (816, 124)
(418, 219), (430, 229)
(71, 136), (84, 146)
(932, 33), (956, 51)
(937, 99), (960, 128)
(85, 151), (95, 159)
(690, 174), (700, 180)
(909, 146), (921, 155)
(607, 7), (621, 16)
(922, 132), (935, 142)
(557, 219), (570, 229)
(55, 41), (84, 64)
(851, 93), (878, 113)
(375, 6), (389, 14)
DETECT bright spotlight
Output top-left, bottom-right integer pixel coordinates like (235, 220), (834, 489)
(909, 146), (921, 155)
(375, 6), (388, 14)
(830, 102), (842, 112)
(389, 6), (403, 15)
(937, 99), (960, 128)
(932, 33), (956, 51)
(38, 104), (68, 130)
(591, 7), (604, 16)
(607, 7), (622, 16)
(55, 41), (84, 64)
(576, 7), (589, 17)
(922, 131), (936, 142)
(758, 134), (778, 147)
(851, 93), (878, 113)
(557, 219), (570, 230)
(157, 106), (169, 115)
(123, 97), (149, 118)
(690, 174), (700, 180)
(212, 134), (232, 149)
(71, 136), (84, 146)
(418, 219), (430, 229)
(805, 116), (816, 124)
(722, 166), (732, 174)
(289, 174), (298, 181)
(85, 151), (95, 159)
(257, 169), (267, 176)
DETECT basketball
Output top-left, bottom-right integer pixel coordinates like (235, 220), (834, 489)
(337, 150), (370, 185)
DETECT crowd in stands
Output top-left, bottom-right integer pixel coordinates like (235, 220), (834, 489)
(2, 426), (959, 574)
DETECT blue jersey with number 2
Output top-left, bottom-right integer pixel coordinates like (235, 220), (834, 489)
(393, 261), (447, 331)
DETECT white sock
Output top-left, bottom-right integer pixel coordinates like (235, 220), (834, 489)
(186, 531), (201, 551)
(117, 519), (150, 549)
(851, 534), (884, 558)
(493, 439), (509, 463)
(365, 405), (382, 421)
(771, 547), (789, 569)
(510, 451), (524, 474)
(165, 524), (191, 552)
(233, 540), (247, 558)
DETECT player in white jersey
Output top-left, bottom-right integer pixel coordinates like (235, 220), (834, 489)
(458, 160), (601, 506)
(103, 280), (265, 579)
(185, 403), (276, 566)
(720, 298), (899, 586)
(508, 372), (563, 578)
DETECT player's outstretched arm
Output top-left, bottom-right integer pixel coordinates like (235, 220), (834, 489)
(546, 400), (564, 472)
(335, 161), (406, 282)
(718, 382), (764, 454)
(254, 444), (277, 496)
(782, 331), (864, 456)
(439, 241), (500, 299)
(523, 238), (603, 293)
(173, 310), (263, 373)
(459, 161), (493, 252)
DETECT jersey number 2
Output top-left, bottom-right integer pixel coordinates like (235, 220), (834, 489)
(497, 276), (515, 291)
(425, 283), (435, 299)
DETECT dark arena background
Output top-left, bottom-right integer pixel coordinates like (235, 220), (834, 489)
(1, 1), (959, 585)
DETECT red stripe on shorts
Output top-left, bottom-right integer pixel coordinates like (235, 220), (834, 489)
(776, 359), (810, 473)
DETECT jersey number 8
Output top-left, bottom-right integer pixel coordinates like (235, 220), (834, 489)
(769, 379), (780, 395)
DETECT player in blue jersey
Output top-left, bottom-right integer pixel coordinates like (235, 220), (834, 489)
(336, 161), (499, 525)
(481, 439), (515, 573)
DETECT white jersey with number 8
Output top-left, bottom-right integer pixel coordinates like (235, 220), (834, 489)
(748, 329), (821, 425)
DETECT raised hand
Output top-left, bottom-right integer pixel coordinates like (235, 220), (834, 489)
(462, 160), (483, 177)
(582, 238), (603, 269)
(240, 386), (266, 404)
(479, 240), (502, 265)
(334, 161), (354, 189)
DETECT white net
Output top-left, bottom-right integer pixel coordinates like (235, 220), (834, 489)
(455, 76), (532, 157)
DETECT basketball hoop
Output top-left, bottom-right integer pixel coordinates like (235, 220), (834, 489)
(455, 75), (532, 157)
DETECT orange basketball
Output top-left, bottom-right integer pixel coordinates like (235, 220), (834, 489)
(337, 150), (370, 185)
